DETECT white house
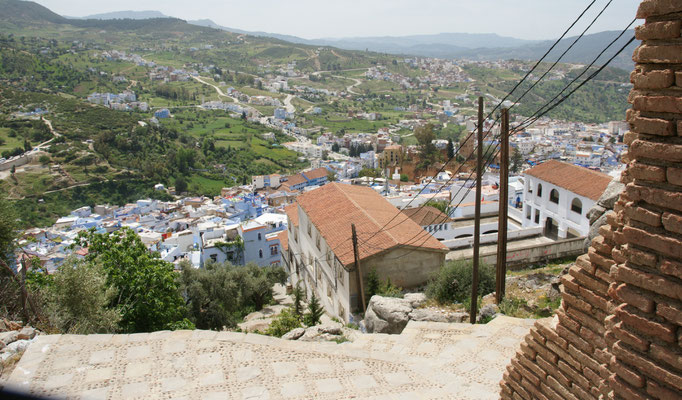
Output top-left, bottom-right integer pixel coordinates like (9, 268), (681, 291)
(521, 160), (612, 238)
(283, 183), (447, 322)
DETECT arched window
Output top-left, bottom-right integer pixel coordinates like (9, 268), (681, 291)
(537, 183), (543, 197)
(571, 198), (583, 214)
(258, 233), (262, 241)
(550, 189), (560, 204)
(258, 249), (263, 258)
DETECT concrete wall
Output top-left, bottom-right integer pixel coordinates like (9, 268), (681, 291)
(480, 236), (585, 269)
(362, 248), (446, 290)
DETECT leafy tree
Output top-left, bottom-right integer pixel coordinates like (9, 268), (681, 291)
(327, 170), (337, 182)
(265, 308), (301, 337)
(304, 292), (324, 327)
(44, 257), (121, 334)
(415, 123), (439, 168)
(424, 200), (451, 217)
(426, 259), (495, 304)
(510, 148), (524, 174)
(175, 176), (188, 193)
(366, 267), (381, 300)
(0, 196), (17, 266)
(447, 139), (455, 160)
(179, 261), (286, 330)
(331, 142), (340, 152)
(292, 284), (304, 319)
(75, 228), (185, 332)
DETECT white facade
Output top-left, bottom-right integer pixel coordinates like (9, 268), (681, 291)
(521, 175), (595, 238)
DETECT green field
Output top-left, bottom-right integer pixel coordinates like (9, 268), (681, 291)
(0, 128), (23, 152)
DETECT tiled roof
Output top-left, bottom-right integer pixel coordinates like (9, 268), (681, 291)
(277, 230), (288, 252)
(401, 206), (452, 227)
(303, 167), (329, 180)
(284, 204), (299, 227)
(524, 160), (612, 201)
(296, 183), (448, 267)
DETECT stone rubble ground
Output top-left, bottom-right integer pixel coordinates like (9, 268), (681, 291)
(3, 315), (538, 399)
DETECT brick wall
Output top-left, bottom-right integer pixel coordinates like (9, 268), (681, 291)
(499, 1), (682, 399)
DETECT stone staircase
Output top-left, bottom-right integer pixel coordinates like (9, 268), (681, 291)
(4, 316), (537, 400)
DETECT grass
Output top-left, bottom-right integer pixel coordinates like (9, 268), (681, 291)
(187, 174), (230, 196)
(0, 128), (23, 152)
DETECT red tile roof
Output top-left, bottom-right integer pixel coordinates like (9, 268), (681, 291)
(401, 206), (452, 227)
(303, 167), (329, 180)
(277, 230), (288, 252)
(284, 204), (299, 227)
(296, 183), (448, 267)
(524, 160), (612, 201)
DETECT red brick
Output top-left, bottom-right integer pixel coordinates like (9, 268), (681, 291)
(506, 376), (531, 399)
(667, 167), (682, 186)
(598, 224), (614, 241)
(612, 322), (651, 352)
(562, 292), (592, 314)
(650, 342), (682, 371)
(629, 140), (682, 163)
(529, 328), (546, 345)
(614, 262), (682, 301)
(564, 306), (605, 337)
(579, 326), (607, 349)
(647, 380), (681, 400)
(591, 235), (612, 256)
(659, 259), (682, 280)
(616, 303), (676, 343)
(564, 267), (609, 294)
(519, 341), (536, 360)
(610, 355), (646, 388)
(613, 283), (655, 313)
(623, 226), (682, 260)
(661, 211), (682, 234)
(588, 249), (615, 271)
(631, 115), (674, 135)
(635, 21), (682, 40)
(578, 286), (609, 312)
(609, 373), (649, 400)
(634, 46), (682, 64)
(518, 377), (549, 400)
(561, 274), (581, 295)
(512, 358), (541, 387)
(575, 255), (596, 274)
(518, 354), (547, 383)
(656, 302), (682, 326)
(569, 383), (597, 400)
(558, 360), (590, 389)
(613, 342), (682, 391)
(582, 365), (603, 387)
(527, 338), (558, 365)
(545, 374), (578, 400)
(612, 247), (627, 264)
(626, 204), (662, 226)
(624, 245), (657, 268)
(556, 309), (581, 333)
(567, 343), (601, 372)
(624, 130), (638, 145)
(539, 382), (564, 400)
(637, 0), (682, 18)
(558, 323), (593, 354)
(536, 321), (568, 349)
(678, 71), (682, 88)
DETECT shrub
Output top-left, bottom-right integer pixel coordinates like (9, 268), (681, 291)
(265, 308), (302, 337)
(304, 292), (324, 327)
(426, 259), (496, 304)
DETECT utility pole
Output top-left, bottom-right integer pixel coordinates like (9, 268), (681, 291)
(496, 108), (510, 304)
(470, 97), (483, 324)
(351, 224), (367, 313)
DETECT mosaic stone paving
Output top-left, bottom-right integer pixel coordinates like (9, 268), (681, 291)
(5, 316), (537, 399)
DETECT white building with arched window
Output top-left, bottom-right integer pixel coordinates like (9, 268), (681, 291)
(521, 160), (612, 238)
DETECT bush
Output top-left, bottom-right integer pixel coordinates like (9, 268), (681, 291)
(44, 257), (121, 334)
(426, 259), (496, 304)
(265, 308), (302, 337)
(400, 173), (408, 182)
(304, 292), (324, 327)
(38, 155), (50, 164)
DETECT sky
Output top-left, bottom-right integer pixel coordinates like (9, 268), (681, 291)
(33, 0), (641, 40)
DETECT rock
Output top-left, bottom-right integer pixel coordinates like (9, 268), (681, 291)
(318, 324), (342, 335)
(237, 318), (273, 333)
(17, 327), (36, 340)
(409, 308), (450, 323)
(8, 320), (22, 331)
(0, 330), (19, 346)
(587, 205), (606, 225)
(584, 212), (609, 251)
(281, 328), (305, 340)
(597, 179), (624, 209)
(0, 318), (8, 332)
(478, 304), (499, 321)
(0, 339), (33, 362)
(363, 296), (412, 334)
(404, 293), (427, 308)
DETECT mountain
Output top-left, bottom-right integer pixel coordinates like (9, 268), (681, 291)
(0, 0), (67, 24)
(70, 10), (170, 20)
(188, 19), (314, 45)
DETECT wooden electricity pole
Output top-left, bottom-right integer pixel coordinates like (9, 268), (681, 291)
(470, 97), (484, 324)
(351, 224), (367, 313)
(496, 108), (510, 304)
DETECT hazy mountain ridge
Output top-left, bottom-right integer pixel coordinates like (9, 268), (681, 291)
(68, 10), (170, 20)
